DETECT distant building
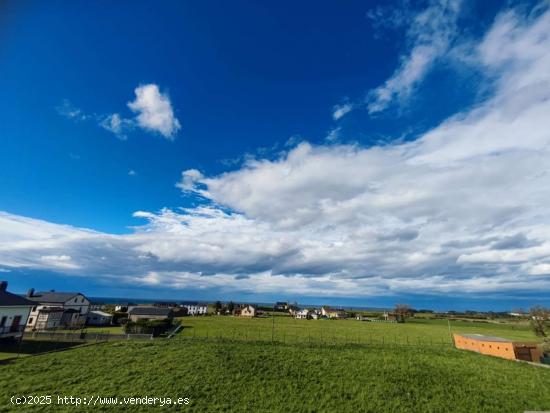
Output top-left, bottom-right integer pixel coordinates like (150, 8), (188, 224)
(180, 301), (208, 316)
(154, 302), (178, 308)
(321, 306), (348, 319)
(236, 305), (257, 317)
(26, 289), (90, 330)
(274, 301), (289, 311)
(295, 309), (312, 319)
(87, 310), (113, 326)
(114, 302), (135, 312)
(454, 334), (543, 363)
(0, 281), (34, 340)
(128, 307), (173, 322)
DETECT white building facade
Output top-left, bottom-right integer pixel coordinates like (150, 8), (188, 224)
(180, 301), (208, 316)
(26, 290), (90, 331)
(0, 281), (34, 340)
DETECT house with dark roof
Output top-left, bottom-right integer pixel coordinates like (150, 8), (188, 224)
(25, 288), (90, 331)
(128, 306), (173, 322)
(0, 281), (35, 339)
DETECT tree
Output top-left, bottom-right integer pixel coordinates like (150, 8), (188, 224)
(227, 301), (235, 314)
(214, 301), (222, 314)
(530, 306), (550, 355)
(394, 304), (413, 323)
(529, 306), (549, 337)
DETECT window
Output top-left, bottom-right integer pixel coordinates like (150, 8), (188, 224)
(32, 306), (37, 311)
(28, 318), (34, 324)
(0, 316), (6, 327)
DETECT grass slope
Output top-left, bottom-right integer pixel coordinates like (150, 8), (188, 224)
(1, 339), (549, 413)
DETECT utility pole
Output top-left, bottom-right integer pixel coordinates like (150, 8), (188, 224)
(271, 304), (275, 343)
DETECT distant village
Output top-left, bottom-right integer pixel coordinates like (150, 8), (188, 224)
(2, 280), (537, 335)
(0, 280), (417, 340)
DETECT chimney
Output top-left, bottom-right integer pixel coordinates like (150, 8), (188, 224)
(0, 281), (7, 292)
(27, 288), (35, 298)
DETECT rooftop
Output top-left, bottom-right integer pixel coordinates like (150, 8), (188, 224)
(458, 334), (513, 343)
(0, 284), (35, 307)
(128, 307), (172, 316)
(26, 291), (86, 303)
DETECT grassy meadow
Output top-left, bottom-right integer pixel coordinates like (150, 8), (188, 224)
(175, 315), (539, 345)
(1, 338), (549, 413)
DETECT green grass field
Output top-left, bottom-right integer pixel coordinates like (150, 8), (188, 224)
(175, 315), (539, 345)
(0, 317), (547, 412)
(1, 338), (549, 413)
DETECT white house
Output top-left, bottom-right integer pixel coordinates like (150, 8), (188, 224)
(25, 289), (90, 331)
(295, 309), (311, 319)
(180, 301), (208, 316)
(321, 306), (348, 319)
(238, 305), (257, 317)
(87, 310), (113, 326)
(34, 307), (64, 330)
(0, 281), (34, 340)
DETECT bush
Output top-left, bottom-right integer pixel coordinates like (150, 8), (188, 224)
(124, 318), (173, 337)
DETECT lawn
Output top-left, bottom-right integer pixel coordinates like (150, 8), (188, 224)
(0, 339), (549, 413)
(175, 315), (539, 345)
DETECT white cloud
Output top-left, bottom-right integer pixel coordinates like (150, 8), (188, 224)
(175, 169), (204, 192)
(58, 83), (180, 140)
(366, 0), (462, 114)
(128, 169), (137, 176)
(6, 3), (550, 299)
(55, 99), (90, 121)
(332, 103), (353, 120)
(99, 113), (133, 139)
(128, 84), (181, 139)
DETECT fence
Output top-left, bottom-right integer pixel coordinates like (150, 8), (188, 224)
(174, 328), (453, 348)
(27, 331), (153, 342)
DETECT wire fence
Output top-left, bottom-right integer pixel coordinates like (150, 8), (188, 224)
(174, 328), (454, 348)
(26, 330), (153, 342)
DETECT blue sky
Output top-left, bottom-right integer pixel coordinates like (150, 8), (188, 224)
(1, 0), (550, 311)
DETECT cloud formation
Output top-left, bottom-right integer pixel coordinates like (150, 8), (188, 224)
(367, 0), (462, 114)
(6, 2), (550, 299)
(57, 83), (180, 140)
(127, 84), (181, 139)
(332, 103), (353, 120)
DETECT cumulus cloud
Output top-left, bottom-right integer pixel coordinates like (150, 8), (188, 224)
(57, 83), (180, 140)
(128, 84), (181, 139)
(176, 169), (204, 192)
(6, 3), (550, 299)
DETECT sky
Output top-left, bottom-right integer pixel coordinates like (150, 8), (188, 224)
(1, 0), (550, 311)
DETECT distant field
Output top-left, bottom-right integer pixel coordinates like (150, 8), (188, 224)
(175, 316), (539, 345)
(0, 339), (549, 412)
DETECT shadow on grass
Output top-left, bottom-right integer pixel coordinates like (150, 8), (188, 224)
(0, 339), (85, 361)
